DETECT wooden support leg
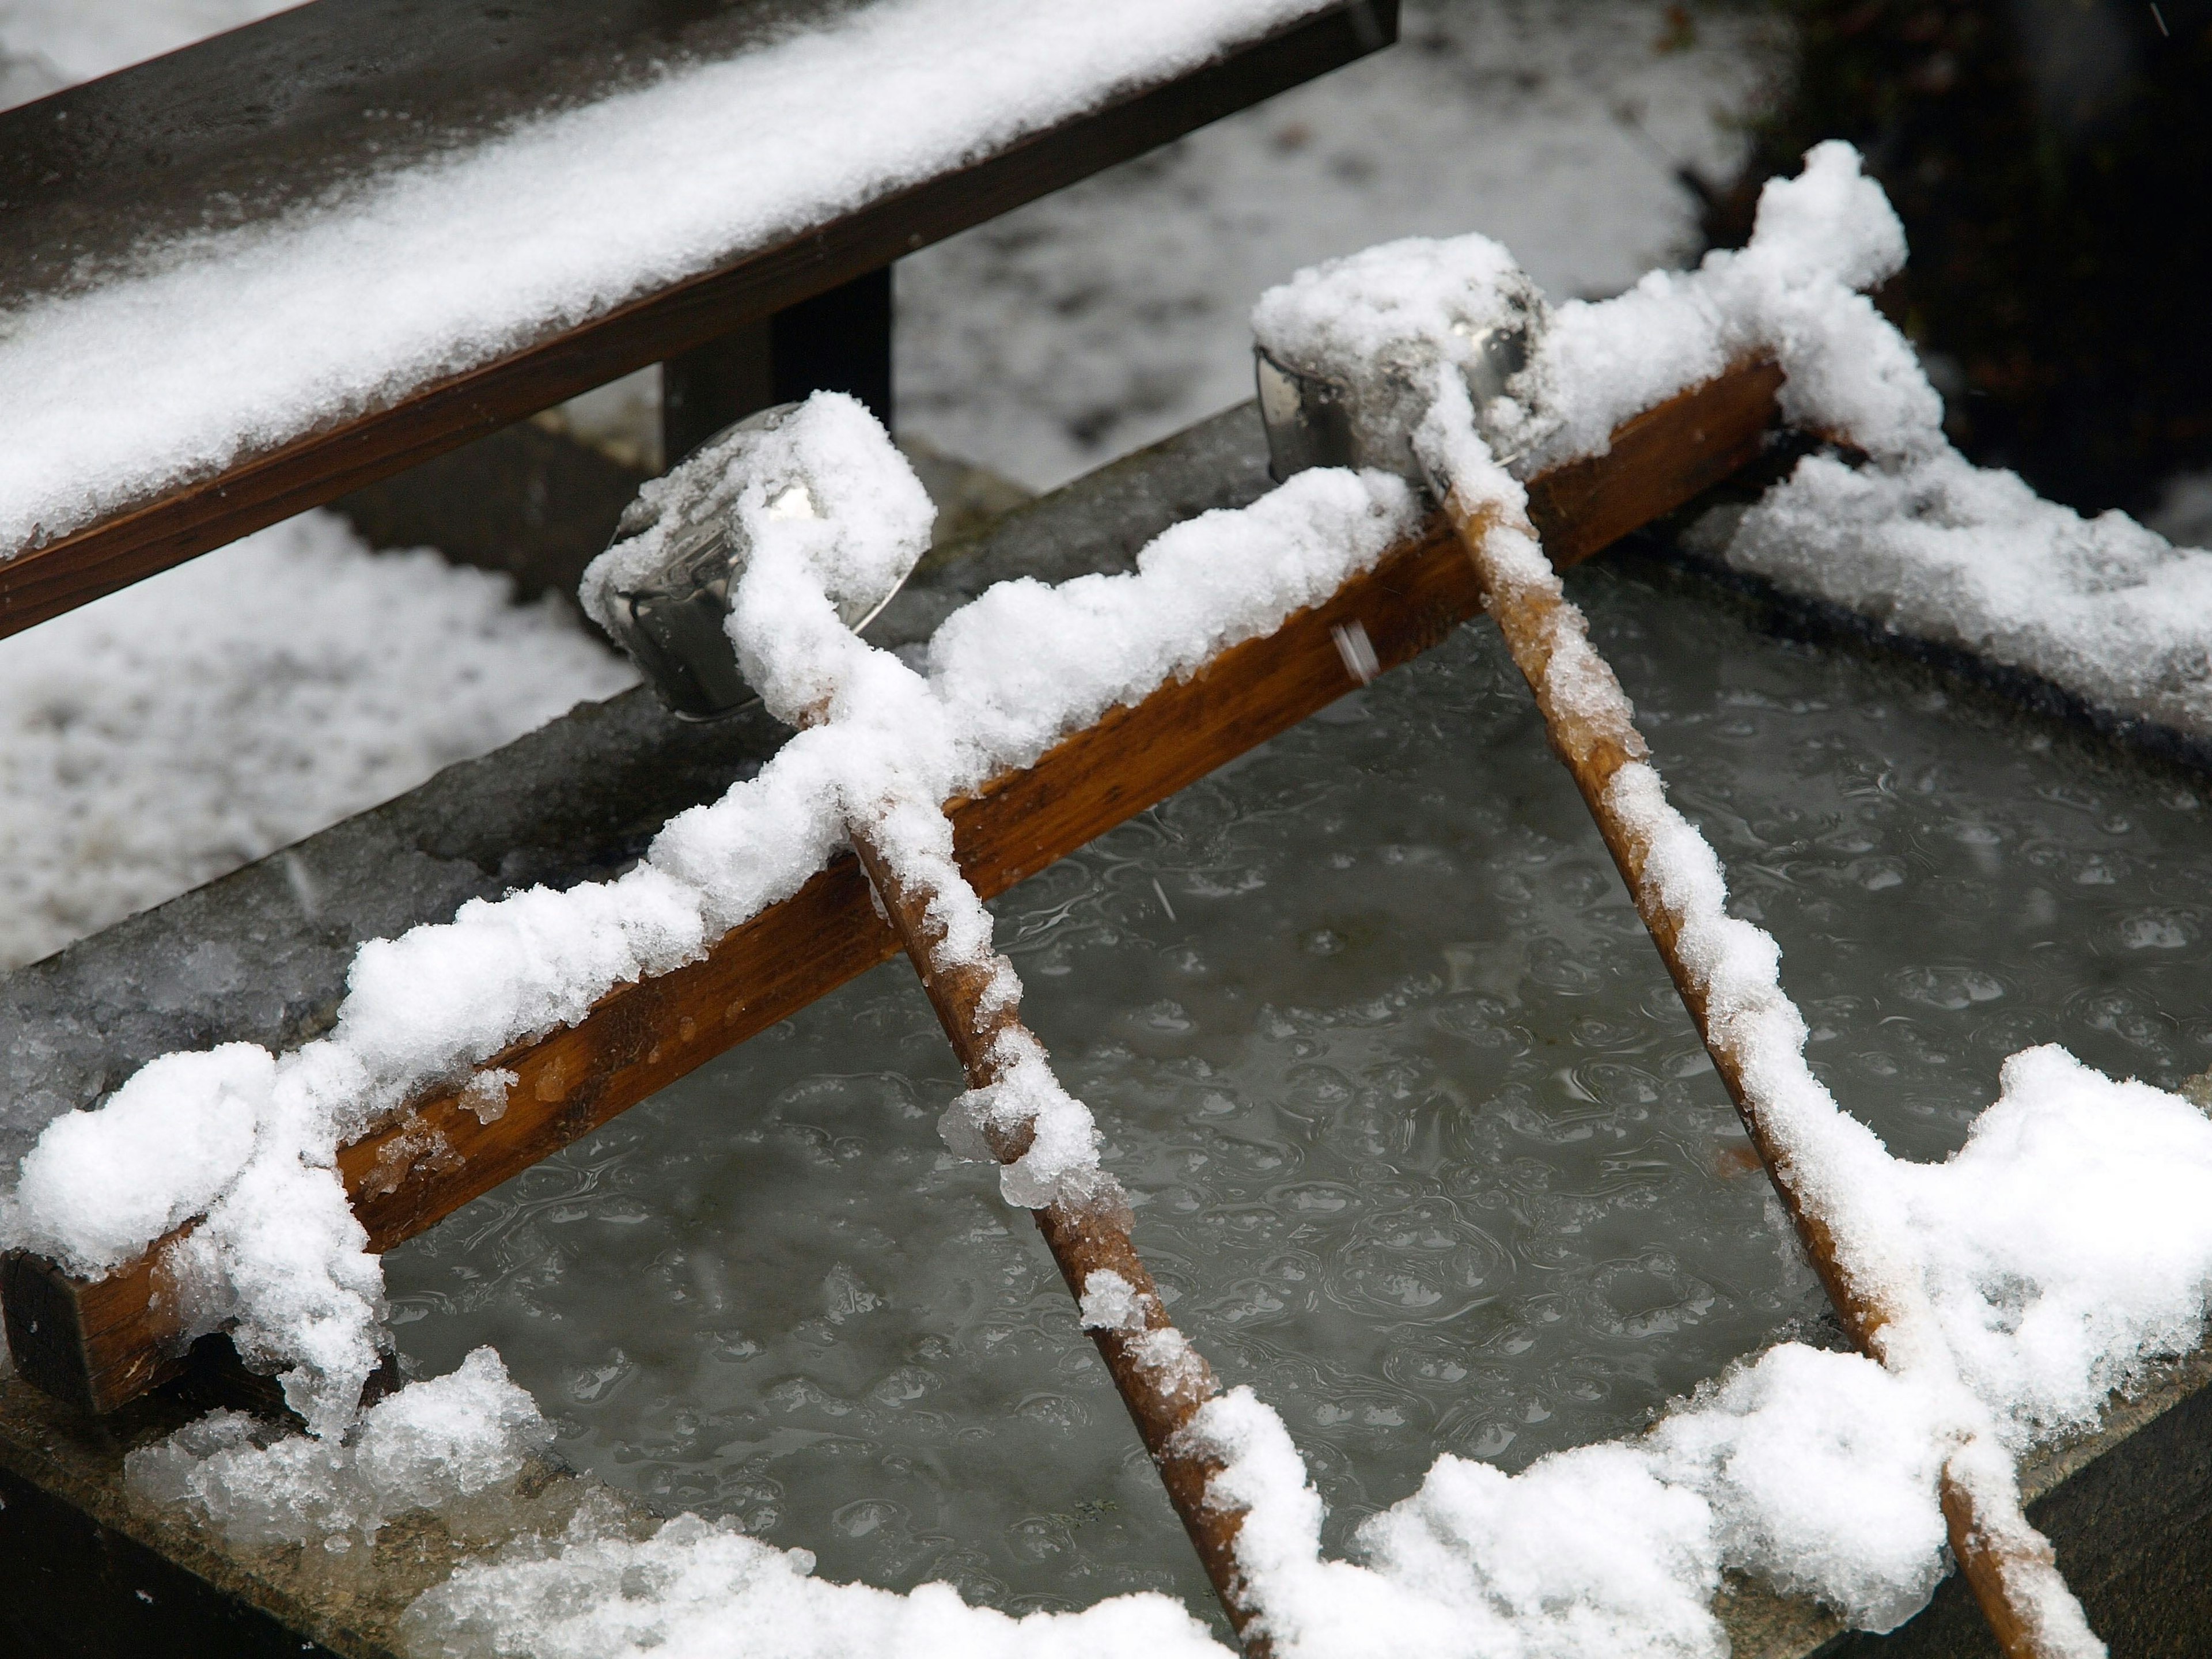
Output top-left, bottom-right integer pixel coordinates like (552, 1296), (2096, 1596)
(661, 266), (894, 465)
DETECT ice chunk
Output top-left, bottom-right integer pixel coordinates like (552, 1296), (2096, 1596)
(126, 1348), (547, 1548)
(401, 1501), (1232, 1659)
(459, 1070), (516, 1126)
(1078, 1270), (1150, 1334)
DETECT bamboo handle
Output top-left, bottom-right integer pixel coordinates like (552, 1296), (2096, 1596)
(1438, 482), (2097, 1659)
(845, 821), (1267, 1652)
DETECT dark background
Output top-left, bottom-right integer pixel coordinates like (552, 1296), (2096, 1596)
(1706, 0), (2211, 519)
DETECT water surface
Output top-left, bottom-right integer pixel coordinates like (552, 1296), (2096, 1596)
(388, 556), (2212, 1618)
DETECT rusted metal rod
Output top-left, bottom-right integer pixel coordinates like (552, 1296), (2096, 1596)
(845, 820), (1261, 1650)
(1438, 483), (2096, 1659)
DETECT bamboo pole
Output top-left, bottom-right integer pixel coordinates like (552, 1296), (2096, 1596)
(1436, 479), (2099, 1659)
(846, 818), (1261, 1649)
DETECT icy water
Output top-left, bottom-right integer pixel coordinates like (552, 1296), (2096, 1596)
(386, 556), (2212, 1620)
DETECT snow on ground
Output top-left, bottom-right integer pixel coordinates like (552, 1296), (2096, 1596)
(0, 0), (296, 103)
(0, 513), (634, 971)
(897, 0), (1785, 488)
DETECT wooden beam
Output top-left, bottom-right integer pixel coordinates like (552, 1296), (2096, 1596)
(1, 356), (1784, 1416)
(0, 0), (1395, 641)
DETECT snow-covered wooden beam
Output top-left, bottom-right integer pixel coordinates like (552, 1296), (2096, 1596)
(2, 355), (1785, 1416)
(0, 0), (1393, 640)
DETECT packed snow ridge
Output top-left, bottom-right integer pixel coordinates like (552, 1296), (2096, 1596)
(0, 0), (1342, 558)
(10, 145), (2212, 1658)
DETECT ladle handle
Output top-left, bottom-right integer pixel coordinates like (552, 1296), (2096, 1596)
(846, 819), (1270, 1654)
(1438, 480), (2100, 1659)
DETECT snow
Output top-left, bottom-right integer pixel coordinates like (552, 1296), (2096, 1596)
(1712, 451), (2212, 741)
(126, 1347), (549, 1550)
(9, 1044), (267, 1271)
(938, 1027), (1101, 1210)
(1257, 134), (2212, 751)
(1530, 145), (2212, 748)
(0, 510), (634, 972)
(402, 1502), (1233, 1659)
(0, 0), (296, 100)
(1256, 140), (1931, 479)
(1900, 1045), (2212, 1442)
(0, 0), (1348, 558)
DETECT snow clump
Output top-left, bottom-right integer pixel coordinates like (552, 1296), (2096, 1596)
(126, 1347), (548, 1550)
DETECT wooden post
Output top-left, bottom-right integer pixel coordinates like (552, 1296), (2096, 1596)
(661, 268), (896, 467)
(848, 827), (1262, 1649)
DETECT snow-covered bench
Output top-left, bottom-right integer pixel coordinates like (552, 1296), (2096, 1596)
(0, 0), (1394, 635)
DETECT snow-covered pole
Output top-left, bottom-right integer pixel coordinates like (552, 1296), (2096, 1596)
(1251, 247), (2101, 1653)
(585, 396), (1268, 1649)
(1431, 475), (2094, 1658)
(843, 819), (1263, 1647)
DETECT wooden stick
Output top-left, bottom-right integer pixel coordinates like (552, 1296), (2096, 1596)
(2, 359), (1787, 1417)
(1437, 481), (2097, 1659)
(846, 824), (1260, 1649)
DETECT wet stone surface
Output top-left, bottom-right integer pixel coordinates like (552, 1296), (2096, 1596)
(386, 553), (2212, 1620)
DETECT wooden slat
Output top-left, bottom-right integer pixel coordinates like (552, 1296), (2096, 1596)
(0, 0), (1395, 641)
(1, 356), (1783, 1415)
